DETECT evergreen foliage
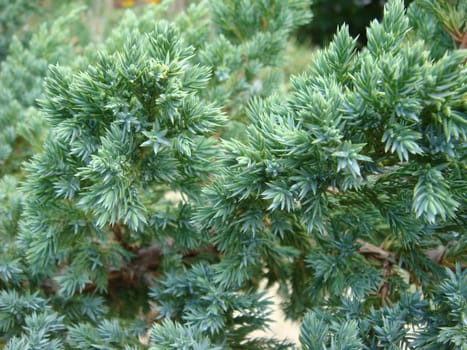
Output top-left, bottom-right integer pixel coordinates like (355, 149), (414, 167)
(196, 0), (466, 348)
(0, 0), (38, 62)
(0, 11), (81, 176)
(0, 0), (465, 349)
(408, 0), (466, 58)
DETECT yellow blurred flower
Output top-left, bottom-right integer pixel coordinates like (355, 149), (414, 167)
(121, 0), (135, 8)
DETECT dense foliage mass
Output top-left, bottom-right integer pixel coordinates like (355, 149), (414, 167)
(0, 0), (465, 349)
(0, 0), (39, 61)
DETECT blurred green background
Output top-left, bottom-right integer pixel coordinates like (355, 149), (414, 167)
(2, 0), (416, 63)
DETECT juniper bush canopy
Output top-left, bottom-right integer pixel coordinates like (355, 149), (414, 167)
(0, 0), (465, 349)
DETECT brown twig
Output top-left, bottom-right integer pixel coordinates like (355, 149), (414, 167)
(111, 223), (138, 252)
(459, 31), (467, 49)
(357, 239), (397, 264)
